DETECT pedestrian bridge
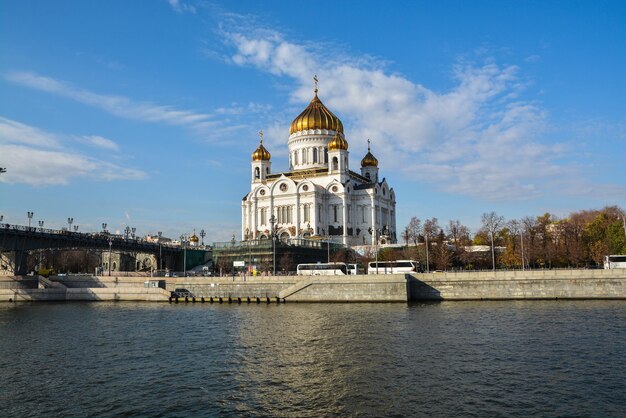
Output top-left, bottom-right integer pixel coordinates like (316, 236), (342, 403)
(0, 223), (185, 275)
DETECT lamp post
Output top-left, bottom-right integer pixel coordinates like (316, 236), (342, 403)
(124, 226), (130, 240)
(269, 214), (276, 275)
(38, 220), (44, 231)
(158, 231), (163, 271)
(67, 217), (73, 232)
(490, 231), (496, 272)
(368, 226), (380, 273)
(131, 227), (136, 239)
(102, 223), (107, 233)
(519, 228), (526, 271)
(108, 236), (113, 276)
(180, 234), (187, 277)
(27, 211), (34, 228)
(73, 225), (79, 232)
(200, 229), (206, 246)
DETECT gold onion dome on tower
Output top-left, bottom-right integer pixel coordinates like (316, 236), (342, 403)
(251, 130), (271, 161)
(361, 139), (378, 167)
(289, 75), (344, 135)
(328, 132), (349, 151)
(189, 234), (199, 243)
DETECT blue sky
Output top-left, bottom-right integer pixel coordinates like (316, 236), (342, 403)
(1, 0), (625, 241)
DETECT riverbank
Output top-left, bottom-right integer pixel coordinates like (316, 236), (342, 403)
(1, 269), (624, 302)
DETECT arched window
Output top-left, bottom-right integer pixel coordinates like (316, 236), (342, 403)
(313, 148), (318, 163)
(332, 156), (338, 170)
(324, 147), (328, 163)
(365, 172), (371, 180)
(112, 262), (117, 271)
(255, 167), (260, 179)
(266, 167), (269, 175)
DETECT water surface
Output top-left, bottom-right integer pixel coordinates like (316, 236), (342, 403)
(0, 301), (624, 417)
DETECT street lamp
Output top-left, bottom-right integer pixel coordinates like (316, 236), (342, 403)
(490, 231), (496, 272)
(368, 226), (380, 273)
(108, 236), (113, 276)
(158, 231), (163, 271)
(200, 229), (206, 246)
(74, 225), (79, 232)
(67, 217), (73, 232)
(27, 211), (34, 228)
(520, 229), (525, 271)
(124, 226), (131, 240)
(102, 223), (107, 233)
(269, 214), (276, 275)
(131, 227), (136, 239)
(38, 220), (44, 231)
(180, 234), (187, 277)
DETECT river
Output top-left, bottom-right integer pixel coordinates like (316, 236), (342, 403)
(1, 301), (624, 417)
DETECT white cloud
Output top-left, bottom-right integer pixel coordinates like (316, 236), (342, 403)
(0, 117), (146, 185)
(217, 19), (622, 200)
(78, 135), (120, 151)
(168, 0), (196, 14)
(5, 71), (214, 130)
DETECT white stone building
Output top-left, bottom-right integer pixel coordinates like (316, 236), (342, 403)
(241, 83), (397, 246)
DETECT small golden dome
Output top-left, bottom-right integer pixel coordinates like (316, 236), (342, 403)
(290, 78), (343, 134)
(189, 234), (199, 243)
(252, 140), (271, 161)
(361, 139), (378, 167)
(328, 132), (348, 151)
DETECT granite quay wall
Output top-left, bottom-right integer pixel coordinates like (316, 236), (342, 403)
(408, 269), (626, 300)
(1, 269), (624, 302)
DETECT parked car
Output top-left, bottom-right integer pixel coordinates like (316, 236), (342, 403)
(170, 288), (194, 298)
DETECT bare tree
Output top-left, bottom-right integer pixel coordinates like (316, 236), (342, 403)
(406, 217), (422, 246)
(481, 212), (505, 271)
(423, 218), (439, 273)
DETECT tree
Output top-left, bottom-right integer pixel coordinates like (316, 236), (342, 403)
(423, 218), (440, 272)
(481, 211), (505, 270)
(447, 220), (470, 269)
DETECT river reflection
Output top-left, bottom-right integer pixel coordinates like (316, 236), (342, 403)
(0, 301), (624, 417)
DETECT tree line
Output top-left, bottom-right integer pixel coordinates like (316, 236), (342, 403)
(382, 206), (626, 271)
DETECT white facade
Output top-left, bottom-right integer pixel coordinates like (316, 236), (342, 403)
(242, 89), (397, 247)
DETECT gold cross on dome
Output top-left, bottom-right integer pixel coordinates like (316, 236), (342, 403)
(367, 138), (371, 151)
(258, 129), (263, 142)
(313, 75), (318, 94)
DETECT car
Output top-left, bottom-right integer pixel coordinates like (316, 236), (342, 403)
(170, 288), (194, 298)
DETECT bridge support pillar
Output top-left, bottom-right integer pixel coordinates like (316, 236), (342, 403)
(0, 251), (28, 276)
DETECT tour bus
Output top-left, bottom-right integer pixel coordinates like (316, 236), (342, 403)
(603, 255), (626, 269)
(297, 262), (348, 275)
(367, 260), (419, 274)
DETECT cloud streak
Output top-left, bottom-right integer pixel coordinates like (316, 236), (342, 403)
(5, 71), (216, 131)
(217, 16), (620, 200)
(0, 117), (146, 185)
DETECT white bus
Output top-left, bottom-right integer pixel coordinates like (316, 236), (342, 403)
(604, 255), (626, 269)
(367, 260), (419, 274)
(297, 262), (348, 276)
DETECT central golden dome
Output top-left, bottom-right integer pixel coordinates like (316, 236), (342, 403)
(290, 93), (343, 135)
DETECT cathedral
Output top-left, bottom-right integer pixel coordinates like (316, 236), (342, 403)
(241, 79), (397, 247)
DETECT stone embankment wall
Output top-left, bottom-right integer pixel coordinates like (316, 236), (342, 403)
(0, 270), (624, 302)
(408, 269), (626, 300)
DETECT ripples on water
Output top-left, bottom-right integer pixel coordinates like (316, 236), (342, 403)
(0, 301), (624, 417)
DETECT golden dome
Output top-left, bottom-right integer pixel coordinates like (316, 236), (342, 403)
(290, 82), (343, 134)
(252, 140), (271, 161)
(328, 132), (348, 151)
(189, 234), (199, 243)
(361, 139), (378, 167)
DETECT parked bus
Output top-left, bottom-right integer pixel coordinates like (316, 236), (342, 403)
(604, 255), (626, 269)
(297, 262), (348, 275)
(367, 260), (419, 274)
